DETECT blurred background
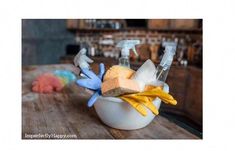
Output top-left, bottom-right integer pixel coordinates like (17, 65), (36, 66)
(22, 19), (202, 137)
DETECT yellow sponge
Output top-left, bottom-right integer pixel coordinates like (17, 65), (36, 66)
(103, 65), (135, 81)
(101, 77), (140, 97)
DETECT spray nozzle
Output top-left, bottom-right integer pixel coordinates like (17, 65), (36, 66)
(116, 40), (140, 57)
(160, 42), (177, 69)
(162, 41), (177, 55)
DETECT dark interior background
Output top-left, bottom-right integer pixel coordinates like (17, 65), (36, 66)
(22, 19), (75, 65)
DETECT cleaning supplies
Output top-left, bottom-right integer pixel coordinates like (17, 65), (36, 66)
(131, 59), (157, 91)
(101, 65), (139, 97)
(32, 70), (76, 93)
(76, 63), (105, 107)
(32, 73), (64, 93)
(136, 87), (177, 105)
(119, 94), (159, 116)
(117, 40), (140, 67)
(103, 65), (135, 81)
(101, 77), (140, 97)
(155, 42), (177, 82)
(73, 40), (178, 121)
(120, 86), (177, 116)
(54, 70), (77, 83)
(74, 48), (94, 69)
(74, 48), (106, 107)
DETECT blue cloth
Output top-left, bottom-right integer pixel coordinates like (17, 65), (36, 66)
(76, 63), (105, 107)
(54, 70), (77, 83)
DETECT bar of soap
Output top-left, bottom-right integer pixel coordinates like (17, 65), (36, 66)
(101, 77), (140, 97)
(103, 65), (135, 81)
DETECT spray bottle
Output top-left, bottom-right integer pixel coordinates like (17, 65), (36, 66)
(116, 40), (140, 67)
(155, 42), (177, 82)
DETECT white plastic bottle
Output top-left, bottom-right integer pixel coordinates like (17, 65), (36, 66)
(116, 40), (140, 67)
(156, 42), (177, 82)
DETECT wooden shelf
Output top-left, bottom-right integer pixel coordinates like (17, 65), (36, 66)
(68, 28), (202, 34)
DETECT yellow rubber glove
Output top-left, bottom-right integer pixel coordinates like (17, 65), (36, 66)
(137, 87), (177, 105)
(120, 95), (159, 116)
(119, 96), (148, 116)
(119, 86), (177, 116)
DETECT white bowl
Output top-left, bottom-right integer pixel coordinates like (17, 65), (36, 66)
(94, 83), (169, 130)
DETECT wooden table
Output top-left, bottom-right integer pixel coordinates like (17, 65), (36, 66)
(22, 64), (199, 139)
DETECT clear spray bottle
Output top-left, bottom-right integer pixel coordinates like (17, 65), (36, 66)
(116, 40), (140, 67)
(156, 42), (177, 82)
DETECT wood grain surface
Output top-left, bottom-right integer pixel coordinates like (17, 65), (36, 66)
(22, 64), (199, 139)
